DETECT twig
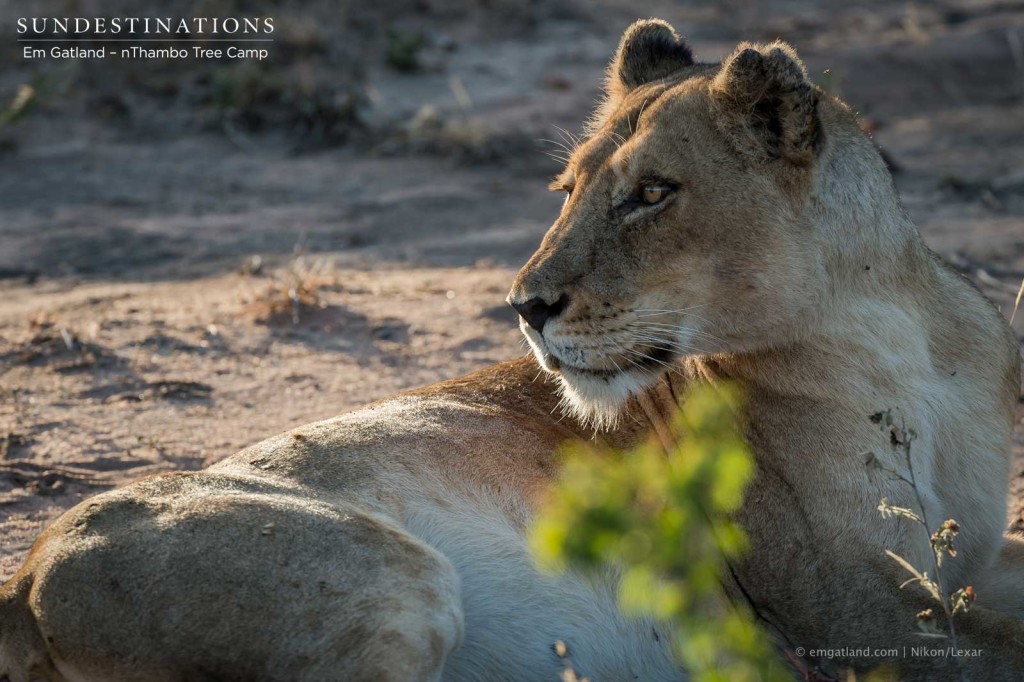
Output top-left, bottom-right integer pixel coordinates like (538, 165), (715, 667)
(895, 419), (966, 681)
(1010, 275), (1024, 325)
(975, 269), (1023, 295)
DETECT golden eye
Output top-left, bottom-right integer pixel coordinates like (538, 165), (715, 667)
(641, 185), (671, 205)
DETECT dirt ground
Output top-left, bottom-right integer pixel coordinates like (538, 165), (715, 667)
(2, 1), (1024, 580)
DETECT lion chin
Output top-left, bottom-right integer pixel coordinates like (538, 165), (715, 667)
(553, 364), (656, 432)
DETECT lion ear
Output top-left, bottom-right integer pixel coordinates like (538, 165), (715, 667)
(607, 19), (694, 100)
(710, 41), (823, 165)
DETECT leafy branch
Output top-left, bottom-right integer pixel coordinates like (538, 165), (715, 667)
(531, 384), (790, 682)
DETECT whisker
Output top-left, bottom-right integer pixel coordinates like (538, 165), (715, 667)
(625, 348), (689, 370)
(636, 98), (650, 127)
(626, 322), (722, 344)
(608, 355), (624, 374)
(624, 333), (709, 354)
(633, 312), (711, 322)
(542, 151), (571, 164)
(634, 305), (709, 314)
(627, 316), (721, 336)
(538, 141), (573, 157)
(628, 342), (707, 358)
(623, 348), (686, 377)
(625, 407), (644, 426)
(552, 124), (582, 151)
(626, 323), (721, 343)
(628, 332), (708, 347)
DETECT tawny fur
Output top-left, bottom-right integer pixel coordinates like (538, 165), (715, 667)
(2, 19), (1023, 682)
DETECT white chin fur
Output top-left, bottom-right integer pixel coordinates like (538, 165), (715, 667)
(555, 368), (653, 431)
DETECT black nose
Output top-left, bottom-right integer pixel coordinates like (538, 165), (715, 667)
(510, 294), (569, 333)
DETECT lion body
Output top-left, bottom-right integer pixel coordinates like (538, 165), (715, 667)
(0, 361), (680, 682)
(3, 19), (1023, 682)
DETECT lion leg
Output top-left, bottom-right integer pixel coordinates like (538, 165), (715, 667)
(0, 476), (463, 682)
(0, 576), (65, 682)
(974, 533), (1024, 619)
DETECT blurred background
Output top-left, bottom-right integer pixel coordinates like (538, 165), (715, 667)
(1, 0), (1023, 578)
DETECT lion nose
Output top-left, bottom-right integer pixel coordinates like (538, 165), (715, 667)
(510, 294), (569, 333)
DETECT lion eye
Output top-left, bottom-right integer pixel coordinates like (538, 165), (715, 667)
(641, 185), (671, 205)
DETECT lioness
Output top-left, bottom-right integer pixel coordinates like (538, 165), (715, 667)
(2, 18), (1023, 682)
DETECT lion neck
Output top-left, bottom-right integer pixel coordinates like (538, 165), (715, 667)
(631, 226), (937, 436)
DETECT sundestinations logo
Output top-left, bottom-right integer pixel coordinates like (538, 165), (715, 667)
(16, 16), (274, 61)
(17, 17), (275, 36)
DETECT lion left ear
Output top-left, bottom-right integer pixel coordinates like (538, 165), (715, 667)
(710, 41), (823, 165)
(607, 19), (694, 100)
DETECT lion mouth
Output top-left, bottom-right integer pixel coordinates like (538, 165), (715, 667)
(540, 351), (618, 377)
(536, 342), (681, 431)
(543, 344), (677, 379)
(627, 344), (678, 372)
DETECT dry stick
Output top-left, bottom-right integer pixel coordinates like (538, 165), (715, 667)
(974, 269), (1022, 296)
(1009, 274), (1024, 326)
(1008, 28), (1024, 98)
(897, 425), (966, 682)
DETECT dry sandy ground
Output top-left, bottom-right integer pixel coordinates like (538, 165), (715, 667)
(2, 1), (1024, 580)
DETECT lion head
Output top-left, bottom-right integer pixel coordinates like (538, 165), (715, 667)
(509, 19), (914, 428)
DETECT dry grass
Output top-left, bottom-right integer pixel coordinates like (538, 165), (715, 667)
(375, 104), (533, 163)
(239, 256), (337, 325)
(1010, 275), (1024, 325)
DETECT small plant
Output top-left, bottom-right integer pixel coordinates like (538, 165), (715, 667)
(386, 104), (532, 163)
(385, 29), (426, 73)
(240, 255), (333, 325)
(531, 384), (789, 682)
(870, 410), (973, 678)
(0, 84), (34, 129)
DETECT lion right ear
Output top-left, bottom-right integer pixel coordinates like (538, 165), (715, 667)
(710, 41), (823, 166)
(606, 19), (694, 101)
